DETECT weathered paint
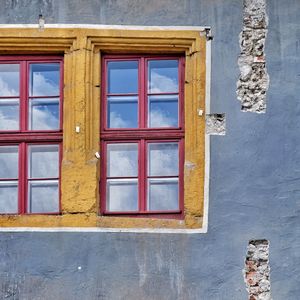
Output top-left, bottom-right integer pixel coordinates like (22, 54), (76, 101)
(0, 28), (206, 229)
(0, 0), (299, 299)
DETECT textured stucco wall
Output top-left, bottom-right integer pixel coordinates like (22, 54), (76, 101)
(0, 0), (300, 299)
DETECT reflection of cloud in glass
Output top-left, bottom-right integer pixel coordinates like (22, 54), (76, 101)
(0, 64), (19, 96)
(31, 73), (59, 96)
(28, 180), (59, 213)
(0, 77), (18, 96)
(107, 180), (138, 211)
(150, 110), (177, 127)
(0, 146), (18, 178)
(29, 145), (59, 179)
(148, 179), (179, 211)
(109, 111), (130, 128)
(0, 182), (18, 213)
(107, 144), (138, 177)
(149, 143), (178, 176)
(0, 109), (19, 130)
(149, 72), (178, 93)
(29, 102), (59, 130)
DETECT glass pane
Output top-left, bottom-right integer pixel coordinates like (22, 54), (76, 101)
(28, 180), (59, 213)
(28, 145), (59, 179)
(0, 99), (19, 130)
(107, 61), (138, 94)
(0, 181), (18, 213)
(148, 95), (178, 127)
(0, 146), (18, 178)
(0, 64), (19, 96)
(107, 96), (138, 128)
(148, 60), (178, 93)
(29, 98), (59, 130)
(29, 63), (60, 96)
(107, 143), (138, 177)
(148, 143), (179, 176)
(107, 179), (138, 212)
(148, 178), (179, 211)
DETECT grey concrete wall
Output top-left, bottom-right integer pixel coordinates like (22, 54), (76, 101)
(0, 0), (299, 299)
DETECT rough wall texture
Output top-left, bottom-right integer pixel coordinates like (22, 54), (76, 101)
(237, 0), (269, 113)
(0, 0), (300, 299)
(244, 240), (271, 300)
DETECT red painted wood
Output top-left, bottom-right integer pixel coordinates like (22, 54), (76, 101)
(100, 55), (185, 217)
(0, 56), (63, 215)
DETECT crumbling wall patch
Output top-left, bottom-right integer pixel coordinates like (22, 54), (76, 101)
(237, 0), (269, 113)
(205, 113), (226, 135)
(244, 240), (272, 300)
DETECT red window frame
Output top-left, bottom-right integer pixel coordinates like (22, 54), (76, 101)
(0, 56), (63, 215)
(100, 54), (185, 219)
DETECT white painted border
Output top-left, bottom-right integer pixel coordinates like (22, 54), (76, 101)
(0, 24), (209, 31)
(0, 25), (211, 234)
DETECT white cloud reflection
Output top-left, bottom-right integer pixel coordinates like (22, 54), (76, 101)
(0, 67), (19, 96)
(107, 180), (138, 211)
(149, 72), (178, 93)
(148, 179), (179, 211)
(31, 73), (59, 96)
(109, 111), (129, 128)
(149, 109), (177, 127)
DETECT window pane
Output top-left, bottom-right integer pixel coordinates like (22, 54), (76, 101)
(28, 180), (59, 213)
(29, 63), (60, 96)
(148, 95), (178, 127)
(0, 64), (19, 96)
(148, 143), (179, 176)
(0, 181), (18, 213)
(107, 179), (138, 212)
(148, 60), (178, 93)
(148, 178), (179, 211)
(0, 146), (18, 178)
(29, 98), (59, 130)
(28, 145), (59, 179)
(107, 143), (138, 177)
(0, 99), (19, 130)
(107, 61), (138, 94)
(107, 96), (138, 128)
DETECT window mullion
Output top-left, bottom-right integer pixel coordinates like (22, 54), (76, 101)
(18, 142), (27, 214)
(20, 61), (27, 132)
(139, 139), (146, 212)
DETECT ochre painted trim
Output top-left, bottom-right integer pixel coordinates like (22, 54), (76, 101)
(0, 28), (206, 229)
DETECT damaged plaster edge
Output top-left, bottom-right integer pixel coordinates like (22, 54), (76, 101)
(202, 37), (212, 233)
(0, 227), (207, 234)
(0, 23), (210, 32)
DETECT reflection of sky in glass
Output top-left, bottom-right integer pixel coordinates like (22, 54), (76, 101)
(0, 181), (18, 213)
(0, 146), (18, 178)
(148, 178), (178, 211)
(28, 145), (59, 179)
(0, 64), (19, 96)
(0, 99), (19, 130)
(29, 64), (60, 96)
(108, 96), (138, 128)
(28, 180), (59, 213)
(107, 143), (138, 177)
(148, 143), (178, 176)
(149, 95), (178, 127)
(107, 61), (138, 94)
(29, 98), (59, 130)
(148, 60), (178, 93)
(107, 179), (138, 211)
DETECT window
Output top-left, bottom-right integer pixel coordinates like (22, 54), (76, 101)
(100, 55), (184, 218)
(0, 28), (206, 229)
(0, 56), (63, 214)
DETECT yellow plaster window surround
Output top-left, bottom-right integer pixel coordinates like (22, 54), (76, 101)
(0, 26), (210, 232)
